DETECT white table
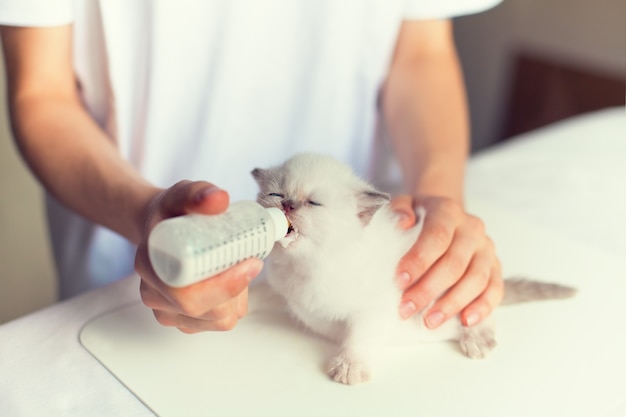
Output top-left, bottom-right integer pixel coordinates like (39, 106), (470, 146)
(1, 107), (624, 417)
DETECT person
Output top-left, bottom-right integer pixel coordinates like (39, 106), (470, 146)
(0, 0), (503, 334)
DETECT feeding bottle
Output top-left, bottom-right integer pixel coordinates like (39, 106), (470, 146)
(148, 201), (289, 287)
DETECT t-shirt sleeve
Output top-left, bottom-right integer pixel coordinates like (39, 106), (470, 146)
(403, 0), (502, 20)
(0, 0), (74, 26)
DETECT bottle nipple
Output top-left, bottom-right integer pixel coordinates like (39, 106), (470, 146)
(265, 207), (290, 240)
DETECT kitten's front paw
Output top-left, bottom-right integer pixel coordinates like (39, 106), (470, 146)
(459, 325), (497, 359)
(327, 353), (371, 385)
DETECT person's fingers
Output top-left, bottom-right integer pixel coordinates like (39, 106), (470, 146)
(460, 259), (504, 327)
(389, 195), (416, 230)
(151, 304), (241, 332)
(421, 241), (495, 328)
(139, 181), (229, 241)
(140, 279), (246, 321)
(237, 287), (249, 318)
(396, 200), (460, 290)
(139, 257), (262, 329)
(398, 225), (480, 319)
(140, 260), (261, 332)
(158, 180), (229, 218)
(161, 258), (263, 317)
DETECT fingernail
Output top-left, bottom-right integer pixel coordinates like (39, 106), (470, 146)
(399, 300), (417, 319)
(464, 312), (480, 327)
(395, 211), (414, 229)
(245, 259), (264, 282)
(396, 272), (411, 289)
(397, 211), (411, 223)
(194, 186), (221, 204)
(425, 311), (445, 329)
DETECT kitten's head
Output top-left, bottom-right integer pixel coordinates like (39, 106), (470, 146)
(251, 153), (390, 248)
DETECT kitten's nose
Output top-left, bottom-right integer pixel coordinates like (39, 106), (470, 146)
(282, 199), (296, 213)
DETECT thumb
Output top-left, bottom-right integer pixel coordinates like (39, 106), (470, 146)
(390, 195), (416, 230)
(186, 182), (230, 215)
(161, 180), (230, 217)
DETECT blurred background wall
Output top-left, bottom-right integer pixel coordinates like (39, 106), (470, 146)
(0, 0), (624, 323)
(0, 51), (57, 324)
(455, 0), (625, 151)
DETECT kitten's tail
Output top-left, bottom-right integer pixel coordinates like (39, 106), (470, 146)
(501, 278), (577, 306)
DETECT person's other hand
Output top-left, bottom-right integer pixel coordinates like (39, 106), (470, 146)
(391, 195), (503, 328)
(135, 180), (263, 333)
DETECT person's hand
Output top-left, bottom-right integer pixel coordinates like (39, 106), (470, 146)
(391, 195), (503, 328)
(134, 180), (264, 333)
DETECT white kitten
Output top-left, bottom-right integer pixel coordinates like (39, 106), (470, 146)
(251, 153), (575, 385)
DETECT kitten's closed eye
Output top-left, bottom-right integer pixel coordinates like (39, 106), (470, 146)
(268, 193), (284, 198)
(308, 200), (322, 207)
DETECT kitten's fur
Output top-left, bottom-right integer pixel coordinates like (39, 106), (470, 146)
(251, 153), (576, 385)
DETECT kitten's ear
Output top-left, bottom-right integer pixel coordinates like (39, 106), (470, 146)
(251, 168), (269, 185)
(357, 189), (390, 226)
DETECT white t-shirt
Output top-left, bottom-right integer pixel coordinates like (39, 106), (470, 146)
(0, 0), (501, 298)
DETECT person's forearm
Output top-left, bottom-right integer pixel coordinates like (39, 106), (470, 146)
(9, 92), (159, 244)
(382, 22), (469, 204)
(1, 25), (157, 244)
